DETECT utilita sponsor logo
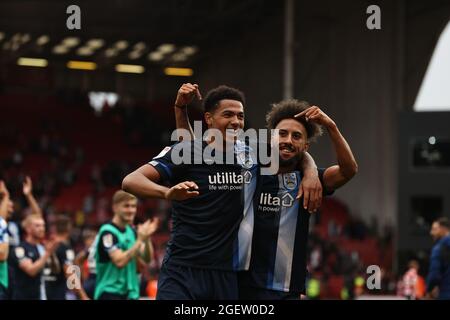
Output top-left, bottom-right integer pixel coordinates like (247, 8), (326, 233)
(208, 171), (252, 185)
(207, 171), (252, 191)
(258, 193), (294, 213)
(260, 193), (294, 207)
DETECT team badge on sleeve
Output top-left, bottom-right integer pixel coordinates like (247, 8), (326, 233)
(102, 233), (113, 249)
(0, 218), (8, 244)
(15, 246), (25, 259)
(66, 249), (75, 262)
(0, 218), (7, 229)
(154, 146), (171, 159)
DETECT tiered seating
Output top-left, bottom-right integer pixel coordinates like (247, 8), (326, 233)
(0, 93), (163, 220)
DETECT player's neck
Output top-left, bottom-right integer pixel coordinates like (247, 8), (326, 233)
(277, 164), (296, 174)
(207, 138), (235, 153)
(55, 233), (69, 242)
(25, 235), (40, 245)
(112, 215), (128, 229)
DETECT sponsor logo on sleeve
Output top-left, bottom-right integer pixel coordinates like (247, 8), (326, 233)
(15, 246), (25, 259)
(102, 234), (113, 249)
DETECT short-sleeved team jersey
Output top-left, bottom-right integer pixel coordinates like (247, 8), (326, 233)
(242, 169), (332, 293)
(11, 241), (46, 300)
(150, 140), (258, 271)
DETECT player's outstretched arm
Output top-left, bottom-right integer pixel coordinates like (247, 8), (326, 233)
(296, 106), (358, 191)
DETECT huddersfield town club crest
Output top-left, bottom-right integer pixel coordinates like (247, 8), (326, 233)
(283, 173), (297, 190)
(237, 151), (254, 169)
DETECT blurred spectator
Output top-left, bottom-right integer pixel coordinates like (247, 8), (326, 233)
(400, 260), (426, 299)
(306, 272), (321, 300)
(426, 217), (450, 299)
(74, 228), (97, 299)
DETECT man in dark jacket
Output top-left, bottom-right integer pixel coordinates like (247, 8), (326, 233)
(426, 217), (450, 299)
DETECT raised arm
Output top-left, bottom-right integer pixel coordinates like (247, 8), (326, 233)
(296, 106), (357, 191)
(23, 176), (43, 216)
(174, 83), (202, 141)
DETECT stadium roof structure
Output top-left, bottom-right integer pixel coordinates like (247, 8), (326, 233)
(0, 0), (282, 67)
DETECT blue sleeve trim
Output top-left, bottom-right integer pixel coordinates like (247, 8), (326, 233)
(150, 160), (172, 181)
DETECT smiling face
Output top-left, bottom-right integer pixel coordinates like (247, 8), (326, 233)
(27, 216), (46, 240)
(274, 118), (309, 168)
(113, 198), (138, 225)
(430, 221), (448, 242)
(7, 199), (14, 219)
(204, 99), (245, 144)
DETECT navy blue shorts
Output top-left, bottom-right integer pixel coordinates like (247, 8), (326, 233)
(156, 262), (239, 300)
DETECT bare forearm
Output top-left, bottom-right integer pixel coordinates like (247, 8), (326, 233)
(23, 253), (50, 277)
(326, 123), (358, 178)
(175, 106), (194, 140)
(122, 172), (169, 199)
(112, 239), (143, 268)
(140, 238), (153, 263)
(25, 194), (43, 216)
(74, 251), (87, 267)
(300, 152), (318, 176)
(0, 244), (8, 261)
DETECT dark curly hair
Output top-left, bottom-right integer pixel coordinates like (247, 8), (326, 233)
(266, 99), (323, 141)
(436, 217), (450, 229)
(203, 85), (246, 113)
